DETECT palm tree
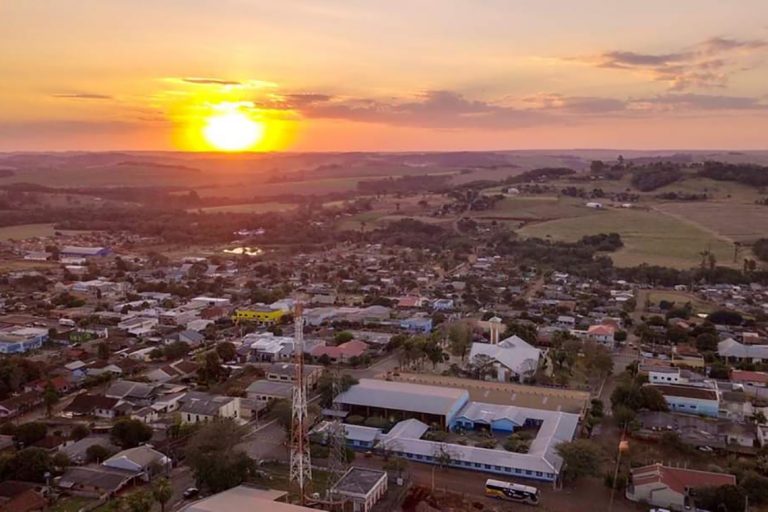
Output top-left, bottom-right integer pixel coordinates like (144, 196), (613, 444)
(152, 478), (173, 512)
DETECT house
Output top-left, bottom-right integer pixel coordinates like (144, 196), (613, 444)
(144, 360), (198, 383)
(117, 316), (158, 336)
(586, 324), (616, 348)
(57, 466), (134, 498)
(718, 338), (768, 363)
(178, 330), (205, 347)
(266, 363), (323, 389)
(86, 361), (123, 378)
(60, 246), (111, 258)
(0, 392), (43, 418)
(399, 316), (432, 333)
(189, 297), (230, 309)
(59, 435), (118, 465)
(105, 380), (158, 406)
(232, 305), (285, 325)
(0, 327), (47, 354)
(103, 445), (171, 481)
(626, 463), (735, 511)
(245, 380), (293, 404)
(648, 384), (720, 417)
(242, 333), (295, 362)
(24, 376), (72, 395)
(731, 369), (768, 387)
(311, 340), (369, 363)
(0, 484), (46, 512)
(468, 336), (542, 383)
(180, 485), (317, 512)
(178, 392), (240, 424)
(64, 394), (124, 419)
(330, 467), (388, 512)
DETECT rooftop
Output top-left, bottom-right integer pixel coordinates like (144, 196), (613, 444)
(332, 467), (387, 497)
(334, 378), (469, 417)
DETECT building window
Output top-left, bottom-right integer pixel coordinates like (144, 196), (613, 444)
(525, 470), (532, 476)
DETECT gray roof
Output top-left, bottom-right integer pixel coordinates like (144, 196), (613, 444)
(332, 467), (387, 497)
(718, 338), (768, 360)
(377, 401), (580, 475)
(469, 336), (542, 376)
(59, 435), (117, 463)
(334, 379), (469, 417)
(245, 380), (293, 398)
(105, 380), (157, 400)
(179, 392), (236, 416)
(103, 445), (168, 470)
(58, 466), (133, 493)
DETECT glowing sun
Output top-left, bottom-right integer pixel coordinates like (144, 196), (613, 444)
(203, 110), (264, 151)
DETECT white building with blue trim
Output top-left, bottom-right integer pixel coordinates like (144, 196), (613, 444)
(333, 380), (580, 483)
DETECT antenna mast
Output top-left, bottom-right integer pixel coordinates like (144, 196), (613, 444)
(289, 303), (312, 502)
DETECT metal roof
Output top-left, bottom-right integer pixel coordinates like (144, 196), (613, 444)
(334, 379), (469, 417)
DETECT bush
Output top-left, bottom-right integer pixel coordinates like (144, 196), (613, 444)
(363, 416), (389, 429)
(478, 439), (498, 449)
(346, 415), (364, 425)
(503, 435), (531, 453)
(424, 430), (449, 442)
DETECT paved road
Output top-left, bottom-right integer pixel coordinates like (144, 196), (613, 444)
(238, 419), (289, 463)
(346, 350), (401, 380)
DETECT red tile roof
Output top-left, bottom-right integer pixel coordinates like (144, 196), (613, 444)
(731, 370), (768, 384)
(631, 463), (735, 495)
(0, 488), (46, 512)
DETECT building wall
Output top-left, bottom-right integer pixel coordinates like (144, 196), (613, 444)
(233, 309), (284, 325)
(663, 395), (719, 417)
(627, 484), (683, 510)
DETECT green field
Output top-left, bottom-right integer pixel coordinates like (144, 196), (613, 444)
(654, 200), (768, 244)
(518, 207), (735, 269)
(193, 202), (297, 213)
(645, 290), (715, 314)
(0, 223), (56, 240)
(475, 196), (594, 221)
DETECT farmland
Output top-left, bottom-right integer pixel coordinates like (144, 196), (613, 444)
(654, 201), (768, 244)
(0, 223), (57, 240)
(192, 202), (297, 214)
(517, 207), (736, 269)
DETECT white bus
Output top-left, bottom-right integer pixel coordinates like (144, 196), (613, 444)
(484, 479), (540, 505)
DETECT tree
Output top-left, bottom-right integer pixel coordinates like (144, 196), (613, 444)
(447, 322), (472, 360)
(14, 422), (47, 447)
(555, 439), (602, 483)
(86, 444), (111, 463)
(334, 331), (354, 344)
(43, 381), (59, 418)
(164, 341), (191, 360)
(7, 448), (52, 482)
(124, 491), (153, 512)
(70, 424), (91, 441)
(272, 399), (293, 432)
(97, 341), (110, 361)
(708, 310), (743, 326)
(52, 451), (71, 468)
(197, 351), (225, 385)
(111, 418), (153, 449)
(696, 332), (718, 353)
(152, 477), (173, 512)
(317, 373), (358, 408)
(695, 484), (746, 512)
(184, 419), (254, 493)
(215, 342), (237, 363)
(466, 354), (496, 380)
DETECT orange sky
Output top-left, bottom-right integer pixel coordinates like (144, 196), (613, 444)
(1, 0), (768, 151)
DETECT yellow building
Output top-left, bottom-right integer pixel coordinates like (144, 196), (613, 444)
(233, 306), (285, 325)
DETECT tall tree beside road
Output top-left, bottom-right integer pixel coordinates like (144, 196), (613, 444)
(184, 419), (254, 493)
(152, 477), (173, 512)
(555, 439), (603, 483)
(447, 322), (472, 360)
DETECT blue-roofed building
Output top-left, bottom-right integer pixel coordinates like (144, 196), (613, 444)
(0, 327), (48, 354)
(399, 316), (433, 333)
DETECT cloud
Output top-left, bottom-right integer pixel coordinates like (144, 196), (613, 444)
(636, 93), (768, 111)
(181, 77), (241, 86)
(52, 93), (113, 100)
(275, 90), (549, 130)
(523, 93), (626, 114)
(573, 37), (767, 90)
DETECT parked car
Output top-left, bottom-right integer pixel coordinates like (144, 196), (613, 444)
(183, 488), (199, 499)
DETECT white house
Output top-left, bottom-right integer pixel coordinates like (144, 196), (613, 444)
(468, 336), (542, 383)
(103, 445), (171, 482)
(178, 392), (240, 424)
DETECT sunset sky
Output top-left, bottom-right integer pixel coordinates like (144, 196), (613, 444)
(2, 0), (768, 152)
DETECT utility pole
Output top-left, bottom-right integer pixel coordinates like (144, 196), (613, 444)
(289, 303), (311, 503)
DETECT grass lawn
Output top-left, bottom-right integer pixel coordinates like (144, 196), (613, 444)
(50, 497), (98, 512)
(0, 223), (55, 240)
(192, 202), (297, 214)
(518, 207), (734, 269)
(474, 196), (593, 222)
(646, 290), (715, 314)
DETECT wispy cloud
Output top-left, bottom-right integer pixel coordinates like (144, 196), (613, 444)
(52, 93), (113, 100)
(181, 77), (241, 86)
(572, 37), (767, 90)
